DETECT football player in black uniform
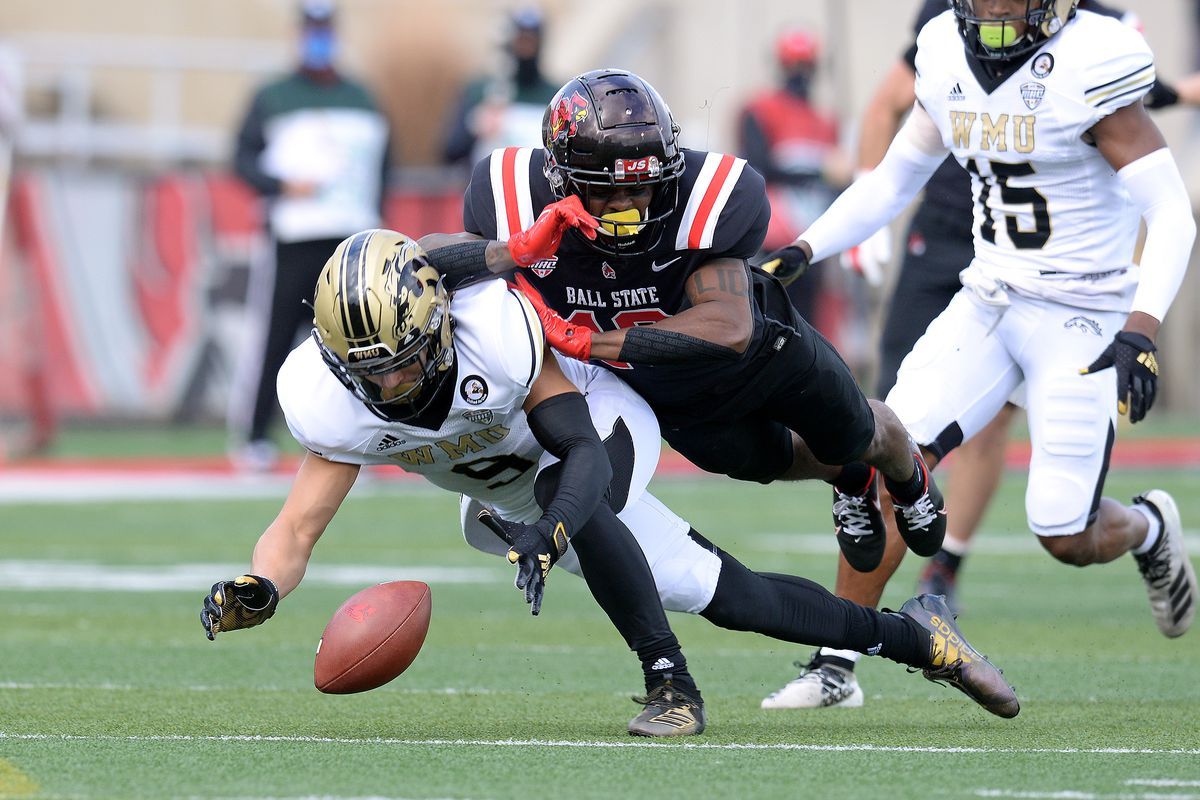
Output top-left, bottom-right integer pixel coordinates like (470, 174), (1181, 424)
(449, 69), (947, 576)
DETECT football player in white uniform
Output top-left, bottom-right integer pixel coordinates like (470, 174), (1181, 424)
(764, 0), (1198, 692)
(200, 226), (1023, 731)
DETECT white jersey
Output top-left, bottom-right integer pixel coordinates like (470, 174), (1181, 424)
(915, 10), (1155, 311)
(278, 279), (551, 518)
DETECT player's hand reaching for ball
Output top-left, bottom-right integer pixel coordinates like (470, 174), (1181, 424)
(477, 509), (568, 616)
(201, 575), (279, 640)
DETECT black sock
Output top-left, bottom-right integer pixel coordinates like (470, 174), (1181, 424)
(885, 453), (926, 505)
(933, 548), (963, 573)
(694, 533), (927, 668)
(831, 461), (874, 494)
(643, 657), (700, 701)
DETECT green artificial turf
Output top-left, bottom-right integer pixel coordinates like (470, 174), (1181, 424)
(1, 470), (1198, 799)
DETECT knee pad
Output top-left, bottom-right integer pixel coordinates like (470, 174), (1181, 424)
(1026, 378), (1110, 536)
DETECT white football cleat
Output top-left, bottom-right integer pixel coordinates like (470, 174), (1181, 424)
(1133, 490), (1196, 638)
(761, 657), (864, 709)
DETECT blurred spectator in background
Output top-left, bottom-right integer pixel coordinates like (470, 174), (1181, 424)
(442, 6), (559, 170)
(737, 29), (850, 326)
(228, 0), (392, 471)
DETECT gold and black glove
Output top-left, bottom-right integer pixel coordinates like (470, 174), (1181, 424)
(760, 244), (811, 287)
(1081, 331), (1159, 423)
(201, 575), (279, 640)
(477, 510), (568, 616)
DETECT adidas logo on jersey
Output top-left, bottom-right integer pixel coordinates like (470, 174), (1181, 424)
(651, 657), (676, 671)
(375, 434), (407, 452)
(947, 82), (965, 102)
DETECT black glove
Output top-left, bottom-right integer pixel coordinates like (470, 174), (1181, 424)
(1081, 331), (1159, 423)
(477, 509), (569, 616)
(759, 244), (811, 287)
(201, 574), (279, 640)
(1144, 80), (1180, 110)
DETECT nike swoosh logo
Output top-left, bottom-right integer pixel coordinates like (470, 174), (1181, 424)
(651, 256), (682, 272)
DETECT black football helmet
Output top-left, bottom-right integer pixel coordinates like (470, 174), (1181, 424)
(952, 0), (1079, 62)
(542, 69), (685, 257)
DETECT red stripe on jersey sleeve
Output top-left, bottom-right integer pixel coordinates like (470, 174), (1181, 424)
(687, 154), (736, 250)
(500, 147), (523, 237)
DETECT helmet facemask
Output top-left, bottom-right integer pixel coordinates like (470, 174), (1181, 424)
(312, 230), (455, 421)
(951, 0), (1078, 63)
(542, 70), (686, 258)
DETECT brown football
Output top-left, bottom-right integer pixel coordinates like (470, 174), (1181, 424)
(314, 580), (431, 694)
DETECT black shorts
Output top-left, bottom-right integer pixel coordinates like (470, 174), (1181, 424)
(661, 314), (875, 483)
(875, 209), (975, 399)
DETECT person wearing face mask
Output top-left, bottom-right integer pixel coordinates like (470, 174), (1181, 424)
(442, 6), (560, 169)
(229, 0), (393, 471)
(737, 30), (849, 323)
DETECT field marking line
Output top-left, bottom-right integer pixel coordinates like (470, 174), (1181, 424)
(0, 682), (499, 695)
(976, 790), (1200, 799)
(0, 560), (502, 591)
(1, 732), (1198, 755)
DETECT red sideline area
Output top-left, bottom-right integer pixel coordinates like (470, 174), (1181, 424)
(3, 438), (1199, 481)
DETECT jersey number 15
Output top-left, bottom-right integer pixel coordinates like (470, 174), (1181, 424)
(965, 158), (1051, 250)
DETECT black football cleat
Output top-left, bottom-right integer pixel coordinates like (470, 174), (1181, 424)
(886, 453), (946, 557)
(899, 594), (1019, 719)
(833, 466), (887, 572)
(628, 676), (706, 737)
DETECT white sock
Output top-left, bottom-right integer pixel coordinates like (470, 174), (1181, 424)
(941, 534), (970, 556)
(818, 647), (862, 663)
(1130, 502), (1162, 555)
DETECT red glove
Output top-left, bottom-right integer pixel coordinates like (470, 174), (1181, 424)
(506, 195), (600, 266)
(513, 273), (593, 361)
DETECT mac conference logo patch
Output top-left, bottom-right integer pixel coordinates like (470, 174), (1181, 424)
(460, 374), (489, 405)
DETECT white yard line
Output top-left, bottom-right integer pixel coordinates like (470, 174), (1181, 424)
(1, 731), (1197, 755)
(0, 560), (502, 590)
(976, 791), (1200, 799)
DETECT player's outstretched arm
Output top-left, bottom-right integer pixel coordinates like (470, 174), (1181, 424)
(201, 452), (359, 639)
(484, 349), (612, 615)
(769, 101), (947, 273)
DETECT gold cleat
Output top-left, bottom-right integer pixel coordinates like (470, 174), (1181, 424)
(900, 594), (1019, 718)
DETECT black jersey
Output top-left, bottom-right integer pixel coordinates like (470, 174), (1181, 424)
(464, 146), (777, 420)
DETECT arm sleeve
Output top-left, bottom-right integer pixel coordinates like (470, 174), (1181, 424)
(526, 392), (612, 541)
(232, 89), (283, 197)
(803, 103), (948, 262)
(424, 240), (502, 290)
(1120, 148), (1196, 322)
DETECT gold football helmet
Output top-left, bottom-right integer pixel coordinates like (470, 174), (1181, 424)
(311, 230), (454, 418)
